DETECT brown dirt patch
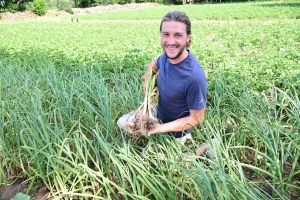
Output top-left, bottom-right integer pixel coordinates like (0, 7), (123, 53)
(0, 179), (49, 200)
(0, 3), (158, 22)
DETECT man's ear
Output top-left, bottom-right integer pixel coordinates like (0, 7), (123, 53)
(187, 35), (191, 43)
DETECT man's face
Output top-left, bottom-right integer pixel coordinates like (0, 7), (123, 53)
(160, 21), (190, 64)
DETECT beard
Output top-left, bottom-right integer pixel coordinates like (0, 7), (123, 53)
(164, 44), (186, 60)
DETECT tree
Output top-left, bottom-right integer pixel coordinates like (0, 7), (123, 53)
(31, 0), (47, 15)
(2, 0), (31, 12)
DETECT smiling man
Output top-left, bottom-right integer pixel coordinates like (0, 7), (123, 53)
(118, 11), (212, 157)
(140, 11), (210, 157)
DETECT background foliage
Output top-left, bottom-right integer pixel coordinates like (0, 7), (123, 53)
(1, 0), (290, 13)
(31, 0), (47, 15)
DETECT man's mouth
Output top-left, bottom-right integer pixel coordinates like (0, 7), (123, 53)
(166, 45), (178, 50)
(167, 46), (177, 49)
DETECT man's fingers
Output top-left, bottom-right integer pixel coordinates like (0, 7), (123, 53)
(126, 122), (135, 128)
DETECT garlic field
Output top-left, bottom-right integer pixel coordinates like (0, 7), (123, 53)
(0, 1), (299, 199)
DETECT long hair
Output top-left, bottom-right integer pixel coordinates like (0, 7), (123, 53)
(159, 11), (192, 48)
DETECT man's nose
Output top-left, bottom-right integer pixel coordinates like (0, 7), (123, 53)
(167, 36), (175, 44)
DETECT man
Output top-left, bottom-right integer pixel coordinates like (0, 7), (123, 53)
(119, 11), (214, 157)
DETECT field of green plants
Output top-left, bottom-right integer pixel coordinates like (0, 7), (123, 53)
(0, 1), (299, 199)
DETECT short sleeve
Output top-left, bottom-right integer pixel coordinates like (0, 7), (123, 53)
(186, 76), (207, 110)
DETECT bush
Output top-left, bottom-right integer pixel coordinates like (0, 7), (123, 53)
(4, 2), (19, 13)
(56, 0), (73, 10)
(65, 7), (73, 14)
(31, 0), (47, 16)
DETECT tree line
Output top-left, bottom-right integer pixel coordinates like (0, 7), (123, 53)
(2, 0), (158, 13)
(0, 0), (249, 15)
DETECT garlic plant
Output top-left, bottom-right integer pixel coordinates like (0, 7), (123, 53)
(125, 68), (159, 136)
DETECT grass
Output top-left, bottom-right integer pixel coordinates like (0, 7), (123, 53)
(0, 1), (300, 199)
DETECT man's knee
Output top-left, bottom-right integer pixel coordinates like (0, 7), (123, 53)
(176, 133), (192, 145)
(117, 112), (134, 130)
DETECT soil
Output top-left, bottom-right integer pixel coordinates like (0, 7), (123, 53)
(0, 2), (158, 22)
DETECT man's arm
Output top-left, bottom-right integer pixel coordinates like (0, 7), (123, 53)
(148, 108), (205, 135)
(141, 59), (157, 93)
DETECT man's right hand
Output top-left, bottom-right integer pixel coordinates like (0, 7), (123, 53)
(141, 59), (157, 93)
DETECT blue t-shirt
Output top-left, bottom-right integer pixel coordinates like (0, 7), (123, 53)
(156, 52), (207, 138)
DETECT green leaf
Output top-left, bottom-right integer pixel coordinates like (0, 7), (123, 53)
(11, 193), (30, 200)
